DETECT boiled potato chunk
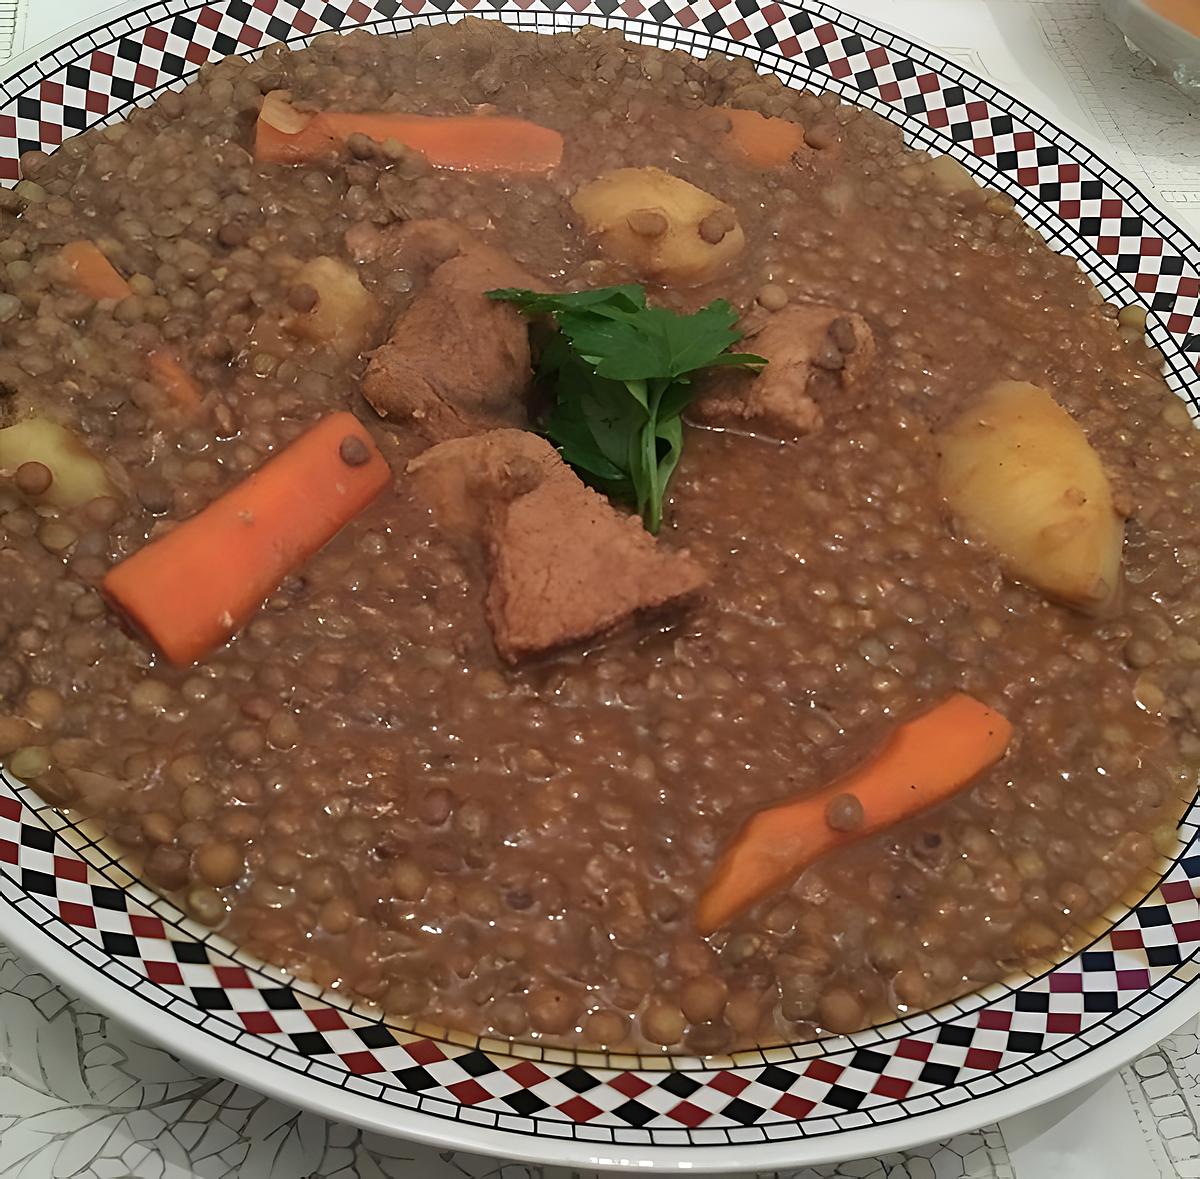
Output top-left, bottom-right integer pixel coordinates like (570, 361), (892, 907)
(925, 154), (983, 196)
(571, 167), (745, 287)
(937, 381), (1124, 614)
(285, 256), (378, 351)
(0, 417), (117, 509)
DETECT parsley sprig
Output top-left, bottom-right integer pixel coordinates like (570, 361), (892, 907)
(489, 284), (765, 534)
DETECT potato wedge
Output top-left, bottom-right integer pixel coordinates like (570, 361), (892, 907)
(571, 167), (745, 287)
(284, 256), (379, 352)
(0, 417), (118, 510)
(925, 154), (984, 196)
(937, 381), (1124, 614)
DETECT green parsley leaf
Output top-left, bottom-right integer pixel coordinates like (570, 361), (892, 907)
(490, 283), (766, 534)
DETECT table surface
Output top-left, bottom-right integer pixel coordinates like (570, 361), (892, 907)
(2, 1), (1200, 1175)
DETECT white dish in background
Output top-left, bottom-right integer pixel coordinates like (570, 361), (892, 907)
(1102, 0), (1200, 95)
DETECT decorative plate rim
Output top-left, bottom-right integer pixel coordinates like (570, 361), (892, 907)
(1, 0), (1199, 1170)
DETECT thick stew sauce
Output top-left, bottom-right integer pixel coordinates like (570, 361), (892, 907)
(0, 21), (1197, 1056)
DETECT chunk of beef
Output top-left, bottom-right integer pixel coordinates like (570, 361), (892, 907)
(693, 303), (875, 439)
(345, 218), (476, 273)
(362, 233), (544, 444)
(408, 430), (706, 663)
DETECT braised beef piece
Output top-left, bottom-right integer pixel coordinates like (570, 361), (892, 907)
(408, 430), (707, 662)
(693, 303), (875, 438)
(362, 222), (545, 443)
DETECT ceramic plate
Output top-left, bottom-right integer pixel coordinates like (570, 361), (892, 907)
(2, 0), (1199, 1170)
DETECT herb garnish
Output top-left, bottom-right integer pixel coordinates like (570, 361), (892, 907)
(488, 284), (765, 534)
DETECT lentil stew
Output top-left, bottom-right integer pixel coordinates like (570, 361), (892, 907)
(0, 20), (1197, 1057)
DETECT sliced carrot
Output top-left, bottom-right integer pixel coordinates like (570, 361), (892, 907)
(147, 351), (204, 415)
(720, 107), (809, 168)
(255, 91), (563, 172)
(695, 693), (1014, 934)
(60, 240), (132, 301)
(103, 412), (391, 666)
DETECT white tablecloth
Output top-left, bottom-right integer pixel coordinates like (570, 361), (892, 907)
(2, 1), (1199, 1175)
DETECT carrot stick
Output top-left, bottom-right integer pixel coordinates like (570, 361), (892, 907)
(60, 240), (132, 301)
(721, 107), (808, 168)
(255, 91), (562, 172)
(695, 693), (1014, 934)
(103, 412), (391, 666)
(147, 351), (204, 414)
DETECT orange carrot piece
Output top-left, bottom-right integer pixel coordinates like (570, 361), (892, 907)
(147, 351), (204, 414)
(255, 93), (562, 172)
(695, 693), (1014, 934)
(103, 412), (391, 666)
(60, 240), (132, 301)
(721, 107), (807, 168)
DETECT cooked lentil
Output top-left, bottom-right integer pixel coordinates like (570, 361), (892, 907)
(0, 20), (1196, 1055)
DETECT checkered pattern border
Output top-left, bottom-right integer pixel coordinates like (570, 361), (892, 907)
(0, 0), (1196, 407)
(2, 0), (1200, 1149)
(3, 768), (1200, 1145)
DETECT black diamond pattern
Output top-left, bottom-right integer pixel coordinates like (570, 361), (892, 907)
(1007, 1030), (1044, 1054)
(613, 1099), (656, 1128)
(1015, 992), (1051, 1013)
(1148, 944), (1183, 966)
(289, 1031), (332, 1056)
(18, 826), (53, 854)
(356, 1025), (398, 1049)
(721, 1097), (765, 1126)
(503, 1089), (548, 1115)
(937, 1025), (975, 1047)
(101, 931), (139, 957)
(172, 941), (208, 964)
(20, 869), (56, 896)
(825, 1084), (865, 1111)
(919, 1062), (959, 1087)
(851, 1049), (890, 1073)
(756, 1064), (796, 1092)
(660, 1072), (702, 1098)
(393, 1065), (439, 1093)
(262, 988), (301, 1010)
(1082, 951), (1116, 970)
(91, 887), (127, 912)
(1084, 992), (1120, 1013)
(191, 987), (234, 1011)
(455, 1050), (498, 1078)
(557, 1066), (600, 1093)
